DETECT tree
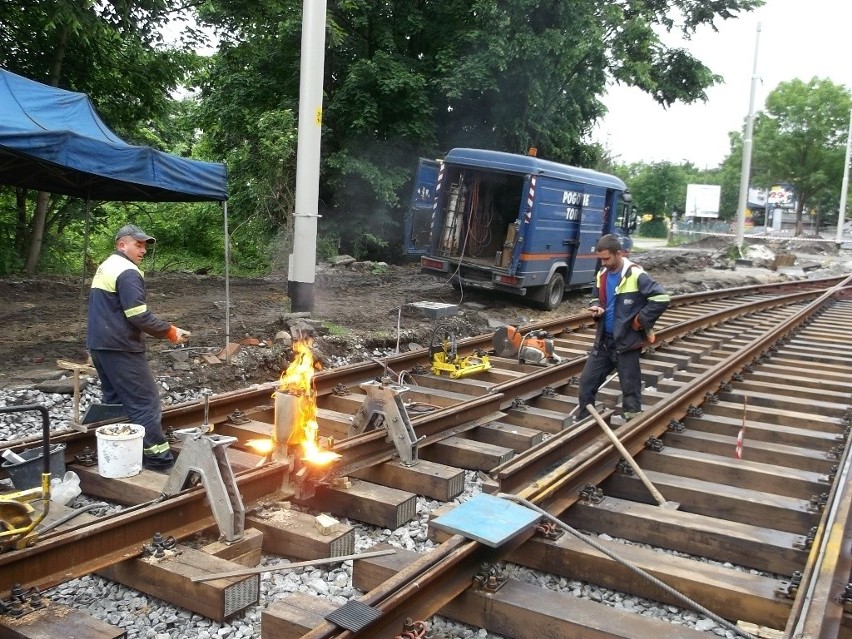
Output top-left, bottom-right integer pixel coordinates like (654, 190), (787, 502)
(750, 77), (852, 236)
(198, 0), (762, 260)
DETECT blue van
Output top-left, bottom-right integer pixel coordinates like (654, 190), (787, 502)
(407, 148), (635, 309)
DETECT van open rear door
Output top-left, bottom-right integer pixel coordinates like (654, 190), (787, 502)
(403, 158), (440, 256)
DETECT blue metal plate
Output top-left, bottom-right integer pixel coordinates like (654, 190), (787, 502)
(430, 493), (541, 547)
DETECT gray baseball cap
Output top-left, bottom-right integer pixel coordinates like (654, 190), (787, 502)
(115, 224), (156, 244)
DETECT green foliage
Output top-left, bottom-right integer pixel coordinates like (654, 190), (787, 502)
(749, 77), (852, 234)
(198, 0), (762, 267)
(637, 218), (668, 238)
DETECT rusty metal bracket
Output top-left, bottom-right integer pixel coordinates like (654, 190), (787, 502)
(0, 584), (44, 618)
(579, 483), (604, 504)
(668, 419), (685, 433)
(616, 458), (634, 474)
(777, 571), (802, 599)
(511, 397), (528, 410)
(331, 383), (350, 396)
(687, 405), (704, 418)
(645, 436), (664, 452)
(73, 446), (97, 467)
(472, 566), (508, 593)
(541, 386), (556, 397)
(227, 409), (251, 425)
(704, 392), (719, 404)
(142, 532), (177, 558)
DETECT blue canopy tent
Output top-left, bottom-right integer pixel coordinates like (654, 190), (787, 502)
(0, 68), (234, 352)
(0, 68), (227, 201)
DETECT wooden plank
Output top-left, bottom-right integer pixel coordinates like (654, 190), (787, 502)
(315, 408), (352, 440)
(355, 546), (712, 639)
(406, 373), (493, 396)
(604, 470), (819, 534)
(683, 414), (840, 451)
(302, 480), (417, 529)
(262, 592), (337, 639)
(566, 498), (806, 576)
(701, 400), (845, 429)
(352, 458), (465, 501)
(0, 603), (125, 639)
(420, 436), (513, 470)
(70, 463), (165, 506)
(98, 545), (258, 621)
(510, 533), (791, 630)
(202, 527), (264, 567)
(247, 508), (355, 560)
(502, 405), (570, 433)
(664, 429), (835, 473)
(472, 421), (544, 451)
(637, 447), (826, 501)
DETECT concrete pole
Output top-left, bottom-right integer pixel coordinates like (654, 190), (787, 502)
(835, 108), (852, 245)
(735, 23), (762, 253)
(288, 0), (327, 312)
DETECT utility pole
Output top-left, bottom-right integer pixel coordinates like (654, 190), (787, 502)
(288, 0), (327, 312)
(835, 107), (852, 245)
(735, 23), (762, 253)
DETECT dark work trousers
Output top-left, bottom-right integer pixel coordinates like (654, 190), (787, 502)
(576, 334), (642, 420)
(90, 349), (174, 469)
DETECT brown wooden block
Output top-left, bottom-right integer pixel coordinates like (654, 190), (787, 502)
(502, 405), (569, 433)
(355, 548), (711, 639)
(420, 436), (513, 470)
(202, 527), (264, 567)
(472, 421), (544, 451)
(315, 408), (353, 440)
(247, 508), (355, 559)
(302, 479), (417, 529)
(98, 545), (258, 622)
(262, 592), (337, 639)
(509, 533), (791, 630)
(426, 503), (456, 543)
(567, 498), (806, 577)
(69, 463), (164, 506)
(351, 458), (465, 501)
(0, 602), (125, 638)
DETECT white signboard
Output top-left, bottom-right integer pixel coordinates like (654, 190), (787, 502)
(684, 184), (721, 219)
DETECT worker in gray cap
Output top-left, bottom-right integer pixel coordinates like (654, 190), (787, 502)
(86, 224), (191, 471)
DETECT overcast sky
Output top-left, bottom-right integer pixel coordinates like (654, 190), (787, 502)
(593, 0), (851, 170)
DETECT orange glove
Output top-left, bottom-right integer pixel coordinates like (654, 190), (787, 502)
(631, 315), (642, 331)
(167, 325), (191, 344)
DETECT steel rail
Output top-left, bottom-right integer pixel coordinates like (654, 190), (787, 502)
(297, 282), (849, 639)
(0, 278), (846, 625)
(0, 282), (833, 598)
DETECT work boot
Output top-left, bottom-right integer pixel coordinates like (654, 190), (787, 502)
(623, 410), (643, 421)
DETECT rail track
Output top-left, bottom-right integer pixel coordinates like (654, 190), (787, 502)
(1, 275), (851, 639)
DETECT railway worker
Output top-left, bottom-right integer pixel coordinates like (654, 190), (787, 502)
(574, 234), (670, 423)
(86, 224), (191, 471)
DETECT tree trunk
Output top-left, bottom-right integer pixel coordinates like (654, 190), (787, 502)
(794, 198), (805, 237)
(23, 191), (50, 274)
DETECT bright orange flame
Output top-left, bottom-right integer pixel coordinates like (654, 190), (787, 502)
(246, 439), (274, 454)
(279, 339), (340, 466)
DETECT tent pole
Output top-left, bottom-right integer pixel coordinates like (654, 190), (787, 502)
(223, 201), (231, 362)
(77, 196), (92, 342)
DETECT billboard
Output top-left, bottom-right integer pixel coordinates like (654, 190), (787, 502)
(684, 184), (721, 219)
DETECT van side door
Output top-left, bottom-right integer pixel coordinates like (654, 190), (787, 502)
(403, 158), (440, 256)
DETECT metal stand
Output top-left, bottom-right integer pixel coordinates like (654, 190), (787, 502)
(349, 378), (421, 466)
(162, 428), (245, 542)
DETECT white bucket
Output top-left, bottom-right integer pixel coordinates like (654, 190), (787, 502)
(96, 424), (144, 478)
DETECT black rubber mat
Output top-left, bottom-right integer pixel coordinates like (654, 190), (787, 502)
(324, 599), (382, 632)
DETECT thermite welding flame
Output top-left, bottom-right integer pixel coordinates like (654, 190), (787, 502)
(278, 339), (340, 466)
(246, 439), (274, 454)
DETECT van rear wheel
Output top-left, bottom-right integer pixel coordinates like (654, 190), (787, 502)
(536, 273), (565, 310)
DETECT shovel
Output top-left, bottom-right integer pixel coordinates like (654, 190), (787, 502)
(587, 404), (680, 510)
